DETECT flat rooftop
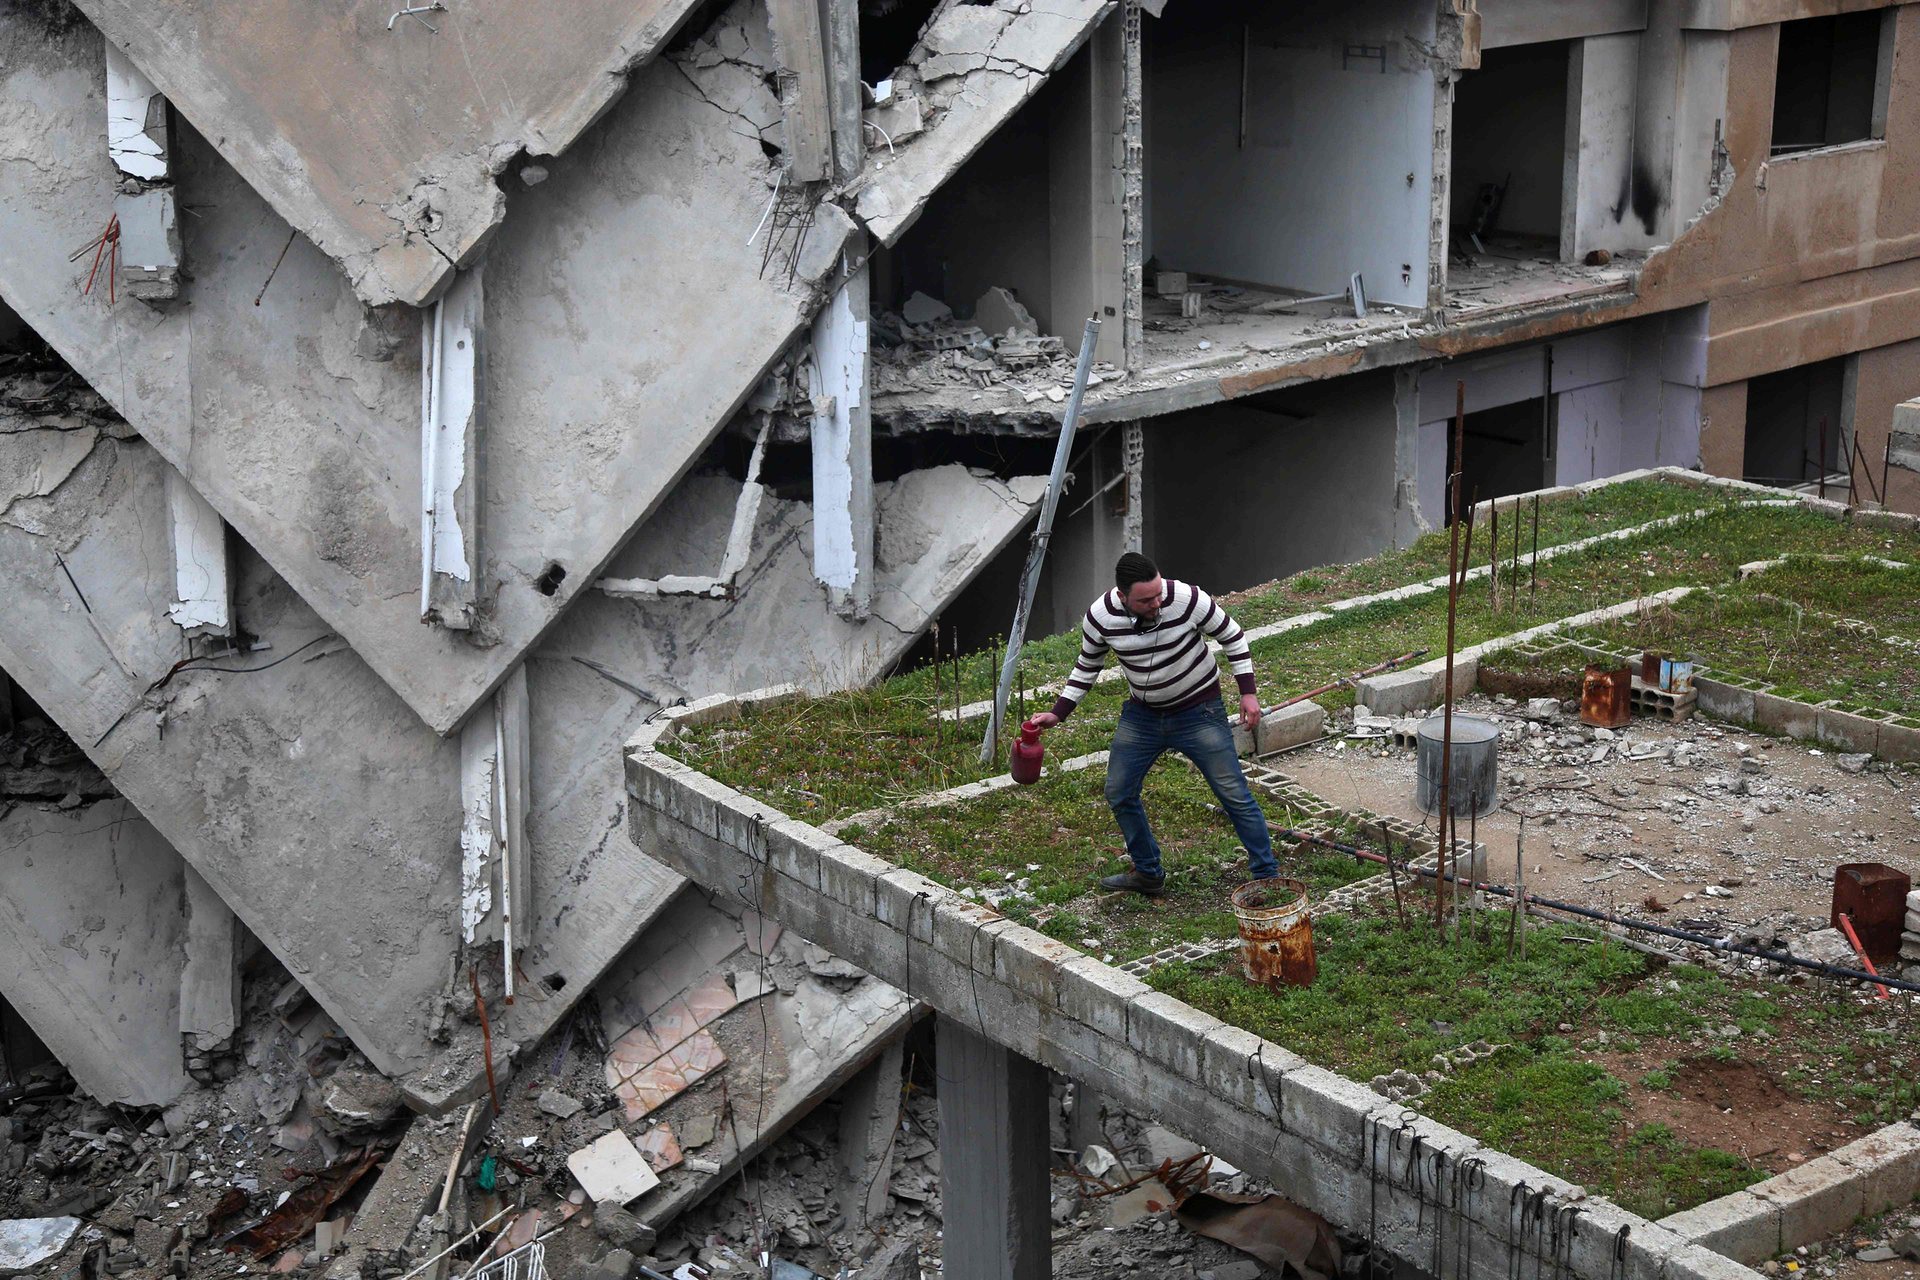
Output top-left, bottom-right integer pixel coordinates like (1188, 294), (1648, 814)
(647, 470), (1918, 1216)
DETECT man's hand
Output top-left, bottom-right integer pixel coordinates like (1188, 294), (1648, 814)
(1028, 711), (1060, 730)
(1240, 694), (1262, 729)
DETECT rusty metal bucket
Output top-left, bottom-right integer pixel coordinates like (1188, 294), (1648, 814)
(1231, 877), (1316, 990)
(1831, 863), (1912, 965)
(1580, 663), (1631, 728)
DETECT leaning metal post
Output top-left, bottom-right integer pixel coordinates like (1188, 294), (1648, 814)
(982, 317), (1103, 765)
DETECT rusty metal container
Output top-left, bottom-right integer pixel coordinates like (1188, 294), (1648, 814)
(1639, 650), (1666, 684)
(1581, 663), (1632, 728)
(1232, 878), (1316, 990)
(1416, 715), (1499, 818)
(1831, 863), (1912, 965)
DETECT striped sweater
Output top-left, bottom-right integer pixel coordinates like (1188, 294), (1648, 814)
(1049, 580), (1256, 720)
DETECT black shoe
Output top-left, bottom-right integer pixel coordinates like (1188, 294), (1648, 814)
(1099, 868), (1167, 897)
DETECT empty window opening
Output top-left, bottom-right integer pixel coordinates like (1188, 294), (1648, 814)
(1770, 12), (1886, 156)
(1451, 42), (1569, 262)
(1743, 358), (1848, 489)
(1446, 396), (1551, 523)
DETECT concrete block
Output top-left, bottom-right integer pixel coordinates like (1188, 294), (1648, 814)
(1666, 1239), (1781, 1280)
(662, 766), (744, 841)
(1125, 990), (1221, 1080)
(1874, 719), (1920, 762)
(671, 693), (742, 729)
(930, 896), (1013, 966)
(713, 793), (787, 857)
(989, 924), (1077, 1004)
(1198, 1022), (1302, 1119)
(763, 818), (840, 892)
(1355, 667), (1439, 718)
(1277, 1064), (1395, 1167)
(1055, 956), (1148, 1041)
(817, 842), (893, 917)
(1828, 1122), (1920, 1217)
(873, 867), (944, 942)
(1237, 699), (1327, 756)
(1748, 1154), (1868, 1251)
(629, 755), (700, 826)
(1659, 1189), (1782, 1265)
(1751, 690), (1819, 741)
(1814, 707), (1880, 754)
(1693, 677), (1756, 725)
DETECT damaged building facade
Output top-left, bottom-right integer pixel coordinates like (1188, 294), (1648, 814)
(2, 0), (1920, 1274)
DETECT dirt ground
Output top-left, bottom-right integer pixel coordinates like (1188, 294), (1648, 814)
(1278, 694), (1920, 941)
(1587, 1050), (1859, 1173)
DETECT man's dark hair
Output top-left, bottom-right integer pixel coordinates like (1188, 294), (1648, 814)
(1115, 551), (1159, 593)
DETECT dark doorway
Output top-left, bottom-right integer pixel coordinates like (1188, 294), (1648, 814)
(1451, 42), (1570, 250)
(1744, 358), (1847, 487)
(1447, 397), (1550, 523)
(1771, 12), (1884, 154)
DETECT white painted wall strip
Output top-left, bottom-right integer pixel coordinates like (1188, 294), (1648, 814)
(163, 467), (230, 635)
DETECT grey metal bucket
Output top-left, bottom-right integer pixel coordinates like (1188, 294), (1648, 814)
(1415, 714), (1499, 818)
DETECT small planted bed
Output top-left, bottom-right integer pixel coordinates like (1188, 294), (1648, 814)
(1149, 895), (1919, 1220)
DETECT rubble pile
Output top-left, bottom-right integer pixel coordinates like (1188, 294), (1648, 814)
(871, 288), (1111, 402)
(0, 958), (410, 1280)
(1, 713), (114, 807)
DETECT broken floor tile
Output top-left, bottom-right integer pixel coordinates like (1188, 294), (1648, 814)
(675, 1111), (719, 1150)
(566, 1132), (660, 1206)
(680, 971), (738, 1027)
(635, 1124), (684, 1174)
(740, 911), (782, 957)
(614, 1031), (727, 1122)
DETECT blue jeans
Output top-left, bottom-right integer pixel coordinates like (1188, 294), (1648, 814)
(1104, 698), (1278, 880)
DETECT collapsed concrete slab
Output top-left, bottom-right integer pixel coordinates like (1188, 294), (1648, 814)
(0, 384), (1042, 1100)
(0, 0), (1100, 737)
(853, 0), (1116, 244)
(0, 800), (189, 1105)
(0, 3), (854, 735)
(68, 0), (710, 307)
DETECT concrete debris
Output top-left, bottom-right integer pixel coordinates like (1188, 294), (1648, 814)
(593, 1200), (658, 1253)
(901, 291), (952, 325)
(568, 1131), (662, 1206)
(974, 285), (1037, 337)
(872, 297), (1090, 399)
(0, 1216), (81, 1274)
(317, 1066), (405, 1134)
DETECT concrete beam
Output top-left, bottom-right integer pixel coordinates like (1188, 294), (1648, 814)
(0, 800), (189, 1105)
(70, 0), (711, 305)
(822, 0), (863, 183)
(937, 1017), (1051, 1280)
(163, 467), (230, 637)
(810, 262), (874, 618)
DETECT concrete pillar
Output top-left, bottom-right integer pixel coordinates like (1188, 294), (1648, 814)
(421, 265), (483, 630)
(835, 1037), (904, 1231)
(937, 1016), (1051, 1280)
(767, 0), (833, 182)
(104, 43), (179, 302)
(163, 467), (231, 637)
(1047, 14), (1125, 367)
(179, 865), (240, 1053)
(1561, 34), (1639, 261)
(810, 259), (873, 618)
(821, 0), (862, 184)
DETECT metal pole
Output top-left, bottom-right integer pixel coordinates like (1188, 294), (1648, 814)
(1529, 494), (1540, 600)
(982, 317), (1103, 764)
(1438, 381), (1465, 926)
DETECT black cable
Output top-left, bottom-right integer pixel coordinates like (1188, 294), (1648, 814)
(146, 633), (337, 693)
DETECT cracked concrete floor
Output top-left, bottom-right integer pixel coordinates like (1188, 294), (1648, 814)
(1276, 694), (1920, 932)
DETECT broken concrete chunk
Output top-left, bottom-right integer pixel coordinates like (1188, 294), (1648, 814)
(566, 1131), (660, 1206)
(800, 942), (865, 982)
(920, 5), (1014, 58)
(863, 94), (925, 146)
(590, 1200), (656, 1253)
(973, 286), (1037, 337)
(0, 1217), (82, 1273)
(1836, 752), (1872, 774)
(918, 52), (989, 81)
(519, 164), (549, 186)
(317, 1066), (403, 1133)
(536, 1089), (584, 1120)
(675, 1111), (719, 1150)
(901, 291), (953, 326)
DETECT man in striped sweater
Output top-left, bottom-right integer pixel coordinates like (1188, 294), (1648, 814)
(1028, 552), (1279, 895)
